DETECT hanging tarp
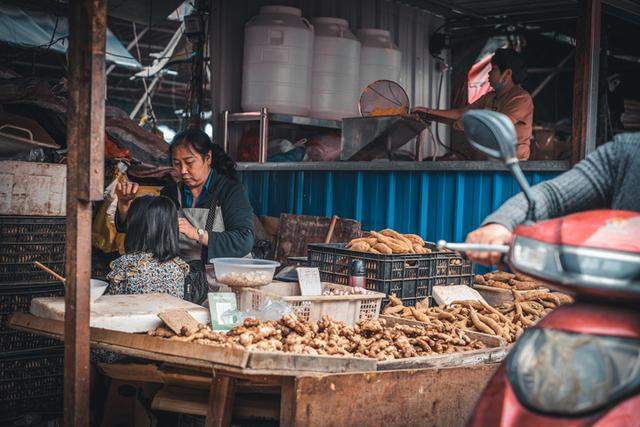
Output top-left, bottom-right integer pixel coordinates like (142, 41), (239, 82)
(0, 4), (141, 70)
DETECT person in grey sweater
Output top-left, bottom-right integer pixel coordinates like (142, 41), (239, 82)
(465, 133), (640, 265)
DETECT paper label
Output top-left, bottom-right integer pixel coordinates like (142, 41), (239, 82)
(432, 285), (487, 307)
(296, 267), (322, 296)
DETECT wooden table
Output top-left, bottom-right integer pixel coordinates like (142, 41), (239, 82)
(10, 312), (504, 426)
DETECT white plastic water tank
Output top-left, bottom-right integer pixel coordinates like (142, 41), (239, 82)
(358, 28), (402, 91)
(242, 6), (314, 116)
(310, 17), (361, 120)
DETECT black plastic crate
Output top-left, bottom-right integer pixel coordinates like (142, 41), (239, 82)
(0, 217), (66, 244)
(0, 329), (62, 355)
(0, 284), (65, 331)
(0, 349), (64, 420)
(307, 243), (473, 307)
(0, 216), (66, 285)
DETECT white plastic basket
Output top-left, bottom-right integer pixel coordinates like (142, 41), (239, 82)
(232, 282), (385, 325)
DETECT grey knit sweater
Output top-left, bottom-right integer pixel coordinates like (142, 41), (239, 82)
(483, 133), (640, 230)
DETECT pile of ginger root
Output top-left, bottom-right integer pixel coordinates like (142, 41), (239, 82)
(148, 313), (488, 361)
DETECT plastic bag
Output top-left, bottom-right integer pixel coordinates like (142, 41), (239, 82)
(258, 298), (293, 321)
(92, 172), (121, 254)
(304, 132), (341, 161)
(220, 297), (293, 328)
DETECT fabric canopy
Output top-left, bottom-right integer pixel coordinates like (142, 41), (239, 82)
(0, 4), (141, 70)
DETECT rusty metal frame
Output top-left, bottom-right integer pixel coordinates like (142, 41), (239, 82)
(65, 0), (106, 424)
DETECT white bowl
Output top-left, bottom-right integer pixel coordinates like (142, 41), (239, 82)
(211, 258), (280, 288)
(91, 279), (109, 302)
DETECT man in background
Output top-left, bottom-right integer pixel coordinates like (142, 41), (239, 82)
(414, 48), (534, 160)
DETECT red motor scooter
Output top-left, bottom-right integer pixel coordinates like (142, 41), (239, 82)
(439, 110), (640, 426)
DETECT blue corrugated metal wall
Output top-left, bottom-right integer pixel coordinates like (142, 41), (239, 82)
(241, 170), (559, 244)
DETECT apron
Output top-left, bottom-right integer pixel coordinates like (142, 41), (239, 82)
(177, 190), (225, 304)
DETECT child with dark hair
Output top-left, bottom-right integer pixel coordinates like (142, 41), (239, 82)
(107, 195), (189, 298)
(114, 127), (255, 304)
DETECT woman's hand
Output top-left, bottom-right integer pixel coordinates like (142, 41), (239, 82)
(465, 223), (513, 266)
(178, 218), (199, 241)
(115, 180), (139, 217)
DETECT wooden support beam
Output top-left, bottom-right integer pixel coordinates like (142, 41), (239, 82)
(571, 0), (601, 164)
(205, 372), (236, 427)
(65, 0), (106, 425)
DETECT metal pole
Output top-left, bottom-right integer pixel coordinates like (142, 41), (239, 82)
(65, 0), (106, 425)
(259, 107), (269, 163)
(222, 110), (229, 153)
(571, 0), (601, 164)
(531, 51), (574, 98)
(105, 26), (148, 76)
(129, 74), (161, 119)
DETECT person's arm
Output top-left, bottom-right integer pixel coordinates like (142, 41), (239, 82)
(414, 92), (491, 127)
(483, 140), (619, 230)
(412, 106), (465, 124)
(113, 181), (139, 232)
(465, 140), (620, 265)
(206, 181), (255, 259)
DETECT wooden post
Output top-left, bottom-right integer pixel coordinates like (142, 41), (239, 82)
(571, 0), (601, 164)
(205, 371), (236, 427)
(65, 0), (106, 425)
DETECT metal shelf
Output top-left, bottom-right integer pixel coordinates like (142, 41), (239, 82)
(236, 160), (572, 172)
(227, 112), (341, 129)
(222, 108), (342, 163)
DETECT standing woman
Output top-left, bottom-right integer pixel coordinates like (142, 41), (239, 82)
(115, 128), (254, 303)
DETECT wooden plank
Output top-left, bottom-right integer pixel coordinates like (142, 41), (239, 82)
(158, 309), (202, 336)
(293, 365), (500, 427)
(205, 373), (236, 427)
(377, 346), (509, 371)
(246, 351), (376, 373)
(65, 0), (106, 423)
(279, 378), (297, 427)
(152, 380), (279, 421)
(95, 342), (213, 370)
(10, 313), (248, 368)
(98, 363), (164, 383)
(159, 365), (213, 389)
(571, 0), (601, 164)
(152, 386), (209, 416)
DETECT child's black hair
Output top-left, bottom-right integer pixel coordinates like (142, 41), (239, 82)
(124, 195), (179, 263)
(491, 48), (527, 85)
(169, 127), (238, 180)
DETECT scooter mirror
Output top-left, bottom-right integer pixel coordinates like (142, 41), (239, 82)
(461, 110), (517, 162)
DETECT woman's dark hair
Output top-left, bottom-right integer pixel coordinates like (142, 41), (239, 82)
(491, 48), (527, 85)
(124, 195), (180, 263)
(170, 127), (238, 180)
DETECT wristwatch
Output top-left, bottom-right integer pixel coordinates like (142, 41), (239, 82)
(196, 228), (206, 244)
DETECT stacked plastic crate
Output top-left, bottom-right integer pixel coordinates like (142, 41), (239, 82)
(0, 217), (65, 422)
